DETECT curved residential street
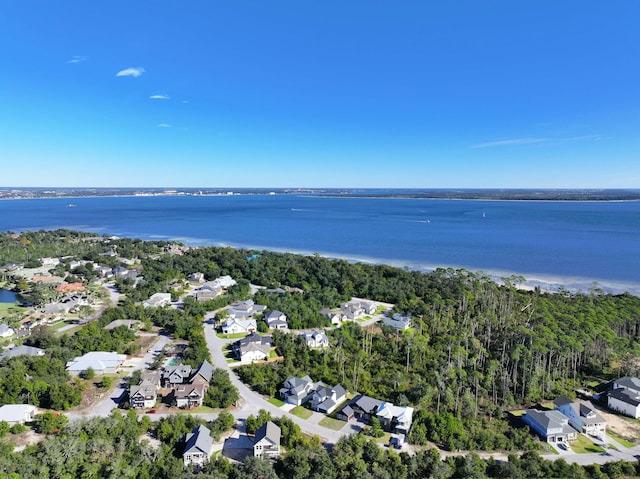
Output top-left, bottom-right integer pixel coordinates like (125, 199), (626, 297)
(203, 323), (356, 444)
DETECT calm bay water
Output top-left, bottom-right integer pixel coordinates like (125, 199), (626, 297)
(1, 195), (638, 294)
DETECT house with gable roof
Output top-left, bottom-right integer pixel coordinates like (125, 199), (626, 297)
(554, 395), (606, 436)
(221, 318), (257, 335)
(299, 330), (329, 348)
(232, 333), (272, 363)
(522, 409), (578, 443)
(183, 424), (214, 468)
(279, 375), (315, 406)
(383, 313), (413, 330)
(320, 308), (345, 325)
(130, 380), (158, 409)
(253, 421), (281, 459)
(264, 310), (288, 330)
(175, 383), (207, 408)
(376, 402), (414, 434)
(192, 359), (214, 386)
(607, 376), (640, 418)
(162, 364), (193, 387)
(310, 383), (347, 414)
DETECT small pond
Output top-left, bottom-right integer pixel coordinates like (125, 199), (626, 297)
(0, 288), (18, 304)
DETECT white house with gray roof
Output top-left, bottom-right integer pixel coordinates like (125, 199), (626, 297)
(299, 330), (329, 348)
(280, 375), (315, 405)
(265, 310), (288, 330)
(522, 409), (578, 443)
(183, 425), (214, 468)
(253, 421), (281, 459)
(554, 395), (606, 436)
(607, 377), (640, 418)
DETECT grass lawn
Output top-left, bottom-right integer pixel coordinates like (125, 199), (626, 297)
(290, 406), (313, 420)
(268, 398), (285, 407)
(182, 405), (218, 414)
(319, 417), (346, 431)
(374, 432), (393, 444)
(509, 409), (527, 417)
(570, 435), (606, 454)
(55, 325), (83, 336)
(216, 332), (247, 339)
(607, 430), (635, 448)
(51, 320), (73, 330)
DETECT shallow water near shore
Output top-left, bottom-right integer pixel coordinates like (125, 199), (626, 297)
(1, 195), (638, 295)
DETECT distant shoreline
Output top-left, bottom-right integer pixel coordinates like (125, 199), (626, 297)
(1, 187), (640, 202)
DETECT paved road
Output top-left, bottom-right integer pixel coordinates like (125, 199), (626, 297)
(203, 323), (353, 444)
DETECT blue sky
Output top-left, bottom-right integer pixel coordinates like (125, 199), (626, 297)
(1, 1), (639, 188)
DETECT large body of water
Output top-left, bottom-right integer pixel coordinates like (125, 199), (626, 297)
(1, 195), (639, 295)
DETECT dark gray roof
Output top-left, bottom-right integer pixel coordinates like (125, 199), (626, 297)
(609, 388), (640, 407)
(194, 359), (214, 383)
(354, 394), (383, 413)
(615, 377), (640, 391)
(254, 421), (281, 445)
(333, 384), (347, 398)
(339, 405), (354, 417)
(184, 424), (213, 456)
(553, 395), (573, 407)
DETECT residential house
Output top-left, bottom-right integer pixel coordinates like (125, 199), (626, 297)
(65, 351), (127, 376)
(227, 300), (267, 319)
(299, 330), (329, 348)
(55, 282), (86, 294)
(130, 380), (158, 409)
(522, 409), (578, 443)
(383, 313), (413, 330)
(265, 310), (288, 330)
(195, 282), (222, 302)
(376, 402), (414, 434)
(253, 421), (281, 459)
(175, 383), (207, 408)
(0, 345), (45, 361)
(336, 405), (355, 422)
(341, 300), (365, 320)
(359, 300), (378, 315)
(233, 333), (272, 364)
(183, 425), (214, 468)
(320, 308), (345, 325)
(192, 360), (214, 386)
(310, 383), (347, 414)
(221, 318), (257, 335)
(162, 364), (193, 387)
(554, 395), (606, 436)
(211, 275), (237, 289)
(0, 404), (38, 426)
(608, 389), (640, 418)
(143, 293), (172, 308)
(350, 395), (384, 421)
(0, 324), (15, 338)
(280, 375), (315, 406)
(607, 376), (640, 418)
(188, 272), (205, 284)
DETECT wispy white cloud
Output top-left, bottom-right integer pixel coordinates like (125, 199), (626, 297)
(471, 135), (606, 149)
(116, 67), (145, 78)
(157, 123), (171, 128)
(149, 94), (170, 100)
(471, 138), (548, 149)
(67, 55), (87, 64)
